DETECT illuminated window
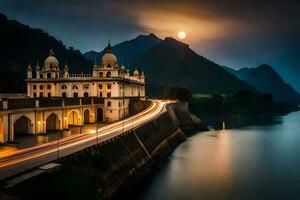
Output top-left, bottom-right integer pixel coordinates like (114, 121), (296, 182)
(83, 84), (89, 90)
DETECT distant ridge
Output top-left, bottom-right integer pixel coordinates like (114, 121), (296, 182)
(84, 33), (161, 64)
(85, 34), (255, 96)
(0, 13), (91, 93)
(223, 65), (300, 104)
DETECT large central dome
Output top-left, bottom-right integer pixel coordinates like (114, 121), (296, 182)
(102, 41), (117, 66)
(44, 49), (59, 71)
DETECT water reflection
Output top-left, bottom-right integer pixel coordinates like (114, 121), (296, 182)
(197, 113), (283, 130)
(139, 111), (300, 200)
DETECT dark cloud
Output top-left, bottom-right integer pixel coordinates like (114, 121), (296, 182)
(0, 0), (299, 91)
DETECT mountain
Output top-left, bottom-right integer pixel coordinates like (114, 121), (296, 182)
(85, 35), (254, 96)
(223, 65), (300, 104)
(84, 33), (162, 64)
(0, 13), (91, 93)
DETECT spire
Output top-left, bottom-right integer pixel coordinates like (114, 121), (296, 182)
(105, 39), (113, 53)
(27, 62), (32, 71)
(49, 49), (55, 56)
(64, 60), (69, 72)
(36, 59), (40, 70)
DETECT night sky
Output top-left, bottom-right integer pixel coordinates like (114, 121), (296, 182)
(0, 0), (299, 91)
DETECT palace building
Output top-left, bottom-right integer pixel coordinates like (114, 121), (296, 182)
(0, 42), (146, 143)
(26, 41), (145, 122)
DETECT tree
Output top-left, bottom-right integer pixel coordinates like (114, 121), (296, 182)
(164, 86), (192, 102)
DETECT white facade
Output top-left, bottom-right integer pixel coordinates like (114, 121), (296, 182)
(25, 42), (146, 122)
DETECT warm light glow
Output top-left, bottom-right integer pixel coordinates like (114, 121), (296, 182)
(178, 31), (186, 39)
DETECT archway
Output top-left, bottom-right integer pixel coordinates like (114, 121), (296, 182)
(46, 113), (60, 131)
(84, 109), (90, 124)
(68, 111), (80, 126)
(14, 116), (32, 135)
(97, 108), (103, 122)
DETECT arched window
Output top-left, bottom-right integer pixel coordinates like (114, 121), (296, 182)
(106, 71), (111, 78)
(107, 101), (111, 107)
(62, 92), (67, 98)
(47, 92), (51, 97)
(83, 84), (89, 90)
(107, 84), (112, 89)
(107, 64), (112, 68)
(84, 92), (89, 97)
(73, 92), (78, 98)
(47, 84), (51, 90)
(72, 85), (79, 90)
(107, 92), (111, 97)
(99, 84), (103, 89)
(99, 92), (102, 97)
(61, 84), (67, 90)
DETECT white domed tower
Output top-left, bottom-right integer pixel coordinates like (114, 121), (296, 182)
(43, 49), (60, 78)
(101, 40), (118, 68)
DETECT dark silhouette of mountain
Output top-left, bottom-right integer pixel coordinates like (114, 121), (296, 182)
(223, 65), (300, 104)
(0, 13), (91, 93)
(84, 33), (162, 64)
(85, 35), (254, 96)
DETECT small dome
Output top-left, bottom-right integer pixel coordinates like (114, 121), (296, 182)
(44, 49), (59, 71)
(133, 68), (139, 76)
(121, 65), (126, 70)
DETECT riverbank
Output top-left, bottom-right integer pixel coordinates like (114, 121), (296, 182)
(0, 102), (207, 200)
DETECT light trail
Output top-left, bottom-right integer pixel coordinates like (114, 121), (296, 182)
(0, 100), (172, 180)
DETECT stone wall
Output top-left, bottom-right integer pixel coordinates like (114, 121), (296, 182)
(1, 102), (206, 200)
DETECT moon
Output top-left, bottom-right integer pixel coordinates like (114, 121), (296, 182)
(178, 31), (186, 39)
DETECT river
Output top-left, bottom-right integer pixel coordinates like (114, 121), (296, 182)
(138, 111), (300, 200)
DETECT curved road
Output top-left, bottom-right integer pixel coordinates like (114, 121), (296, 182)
(0, 100), (172, 180)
